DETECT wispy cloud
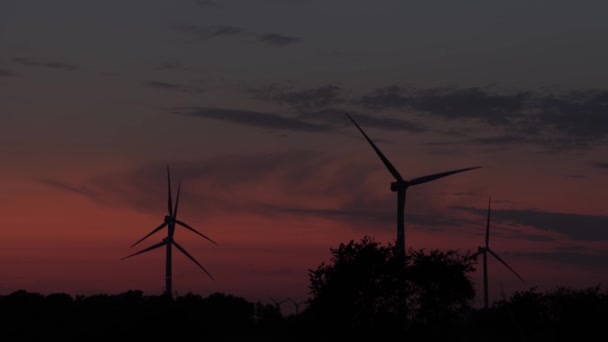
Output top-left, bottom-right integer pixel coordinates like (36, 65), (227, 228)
(171, 105), (427, 135)
(258, 33), (301, 46)
(157, 62), (185, 70)
(11, 57), (79, 71)
(38, 179), (108, 205)
(356, 86), (608, 150)
(171, 107), (334, 132)
(357, 86), (529, 124)
(262, 204), (480, 233)
(249, 84), (427, 133)
(171, 24), (245, 39)
(170, 24), (301, 47)
(451, 205), (608, 241)
(142, 80), (203, 94)
(299, 109), (428, 133)
(590, 161), (608, 169)
(251, 84), (344, 111)
(510, 247), (608, 267)
(0, 68), (16, 77)
(39, 151), (480, 234)
(40, 151), (345, 215)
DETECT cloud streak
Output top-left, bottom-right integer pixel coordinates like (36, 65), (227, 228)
(251, 84), (344, 111)
(0, 68), (16, 77)
(249, 84), (428, 132)
(258, 33), (301, 46)
(40, 151), (489, 238)
(299, 109), (428, 133)
(451, 205), (608, 241)
(172, 107), (333, 132)
(509, 246), (608, 267)
(171, 105), (427, 134)
(170, 24), (301, 47)
(355, 86), (608, 150)
(590, 161), (608, 169)
(11, 57), (79, 71)
(143, 80), (203, 94)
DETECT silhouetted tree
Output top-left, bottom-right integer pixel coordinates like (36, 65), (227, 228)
(306, 236), (476, 338)
(407, 249), (476, 321)
(307, 237), (409, 334)
(483, 284), (608, 341)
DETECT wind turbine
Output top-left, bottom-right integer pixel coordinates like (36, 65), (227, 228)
(121, 165), (218, 297)
(469, 197), (525, 309)
(345, 113), (482, 255)
(269, 296), (288, 314)
(287, 297), (307, 315)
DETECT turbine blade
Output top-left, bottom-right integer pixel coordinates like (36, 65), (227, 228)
(173, 181), (181, 220)
(130, 222), (168, 248)
(173, 240), (214, 280)
(176, 219), (218, 245)
(485, 196), (491, 247)
(167, 164), (173, 216)
(345, 112), (404, 182)
(409, 166), (482, 186)
(122, 240), (167, 260)
(466, 250), (484, 260)
(167, 164), (173, 217)
(488, 249), (525, 283)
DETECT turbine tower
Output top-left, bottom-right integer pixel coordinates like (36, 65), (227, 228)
(122, 165), (218, 297)
(470, 197), (525, 309)
(346, 113), (481, 255)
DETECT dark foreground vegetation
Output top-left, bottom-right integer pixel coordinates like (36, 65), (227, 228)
(2, 236), (607, 341)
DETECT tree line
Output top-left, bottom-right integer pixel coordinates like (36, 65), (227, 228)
(1, 236), (605, 341)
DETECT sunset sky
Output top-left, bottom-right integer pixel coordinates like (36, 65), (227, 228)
(1, 0), (608, 311)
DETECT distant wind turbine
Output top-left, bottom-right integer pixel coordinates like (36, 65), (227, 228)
(470, 197), (525, 309)
(269, 296), (289, 313)
(287, 298), (307, 315)
(346, 113), (482, 255)
(121, 165), (218, 297)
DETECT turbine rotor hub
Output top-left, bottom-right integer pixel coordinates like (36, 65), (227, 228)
(390, 181), (407, 192)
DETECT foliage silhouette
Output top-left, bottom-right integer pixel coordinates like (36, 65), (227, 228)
(305, 236), (477, 338)
(1, 238), (608, 341)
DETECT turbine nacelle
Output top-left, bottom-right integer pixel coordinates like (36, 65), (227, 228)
(164, 215), (173, 224)
(390, 180), (408, 192)
(477, 246), (486, 253)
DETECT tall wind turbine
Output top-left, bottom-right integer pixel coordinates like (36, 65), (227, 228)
(470, 197), (525, 309)
(122, 165), (218, 297)
(346, 113), (481, 255)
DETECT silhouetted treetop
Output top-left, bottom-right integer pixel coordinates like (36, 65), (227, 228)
(305, 236), (476, 337)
